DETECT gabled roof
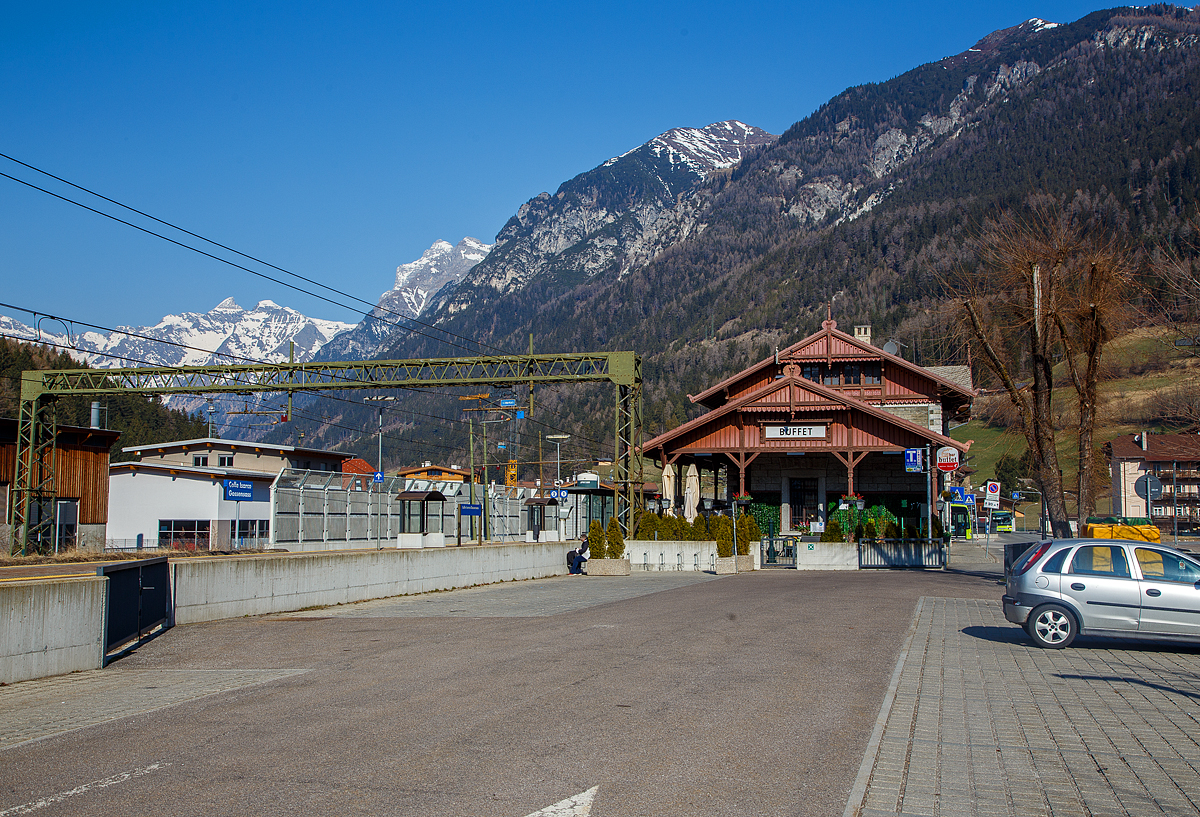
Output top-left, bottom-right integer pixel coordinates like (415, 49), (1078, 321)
(689, 320), (974, 410)
(645, 371), (968, 456)
(1106, 433), (1200, 463)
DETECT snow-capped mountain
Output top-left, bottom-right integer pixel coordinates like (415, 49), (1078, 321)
(315, 237), (492, 361)
(429, 120), (775, 314)
(1, 298), (353, 369)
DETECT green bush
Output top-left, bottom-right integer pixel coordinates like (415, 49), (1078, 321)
(884, 520), (901, 539)
(821, 516), (844, 542)
(588, 520), (607, 560)
(606, 517), (625, 559)
(853, 523), (865, 541)
(689, 514), (710, 541)
(864, 520), (877, 539)
(711, 514), (734, 557)
(663, 514), (687, 540)
(735, 511), (758, 555)
(635, 510), (659, 540)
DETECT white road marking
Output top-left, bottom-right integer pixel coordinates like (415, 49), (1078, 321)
(0, 762), (168, 816)
(522, 786), (598, 817)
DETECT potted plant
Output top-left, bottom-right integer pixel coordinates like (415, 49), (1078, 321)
(588, 518), (631, 575)
(712, 514), (737, 574)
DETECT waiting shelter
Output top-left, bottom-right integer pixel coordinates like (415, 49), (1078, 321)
(644, 321), (974, 536)
(397, 489), (447, 548)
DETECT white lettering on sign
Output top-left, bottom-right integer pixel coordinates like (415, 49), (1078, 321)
(765, 425), (826, 440)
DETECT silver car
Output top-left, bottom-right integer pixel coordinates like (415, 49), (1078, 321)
(1003, 538), (1200, 648)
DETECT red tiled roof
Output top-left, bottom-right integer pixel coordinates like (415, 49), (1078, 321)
(342, 457), (376, 474)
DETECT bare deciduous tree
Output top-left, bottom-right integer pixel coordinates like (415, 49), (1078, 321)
(953, 196), (1136, 533)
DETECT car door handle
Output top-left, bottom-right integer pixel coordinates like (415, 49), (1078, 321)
(1146, 588), (1162, 597)
(1071, 582), (1086, 591)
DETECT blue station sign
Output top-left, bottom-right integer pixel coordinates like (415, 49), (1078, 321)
(224, 479), (255, 501)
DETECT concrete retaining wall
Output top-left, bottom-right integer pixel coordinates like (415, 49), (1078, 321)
(171, 543), (568, 624)
(0, 577), (106, 684)
(626, 540), (719, 572)
(793, 542), (859, 570)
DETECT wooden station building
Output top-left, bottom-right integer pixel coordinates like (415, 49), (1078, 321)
(643, 321), (975, 534)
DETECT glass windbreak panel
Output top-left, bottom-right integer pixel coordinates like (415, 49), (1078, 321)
(1136, 548), (1200, 583)
(1070, 545), (1131, 578)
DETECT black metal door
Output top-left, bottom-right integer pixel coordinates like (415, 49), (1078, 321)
(98, 556), (170, 660)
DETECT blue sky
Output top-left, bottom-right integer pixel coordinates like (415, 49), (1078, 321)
(1, 1), (1112, 330)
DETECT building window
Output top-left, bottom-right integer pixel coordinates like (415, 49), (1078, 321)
(218, 454), (234, 467)
(844, 363), (861, 385)
(863, 362), (881, 384)
(229, 519), (269, 547)
(159, 519), (211, 550)
(800, 364), (822, 383)
(823, 365), (840, 386)
(193, 455), (208, 467)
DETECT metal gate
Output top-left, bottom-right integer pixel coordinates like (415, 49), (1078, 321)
(98, 556), (170, 661)
(760, 536), (799, 568)
(857, 539), (945, 569)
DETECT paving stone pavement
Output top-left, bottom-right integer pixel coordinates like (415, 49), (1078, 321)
(0, 668), (309, 750)
(848, 596), (1200, 817)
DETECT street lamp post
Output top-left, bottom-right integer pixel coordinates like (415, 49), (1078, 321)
(547, 434), (570, 483)
(364, 395), (396, 549)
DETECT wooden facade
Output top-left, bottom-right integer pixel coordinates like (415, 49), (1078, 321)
(646, 321), (974, 533)
(1, 418), (120, 528)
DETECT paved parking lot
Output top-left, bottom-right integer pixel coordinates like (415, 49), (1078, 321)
(2, 552), (1198, 816)
(850, 596), (1200, 817)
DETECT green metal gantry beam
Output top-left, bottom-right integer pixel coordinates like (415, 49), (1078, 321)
(11, 352), (643, 554)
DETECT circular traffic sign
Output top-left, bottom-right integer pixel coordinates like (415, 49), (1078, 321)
(936, 446), (960, 473)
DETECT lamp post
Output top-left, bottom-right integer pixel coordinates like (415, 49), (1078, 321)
(547, 434), (570, 483)
(364, 395), (396, 549)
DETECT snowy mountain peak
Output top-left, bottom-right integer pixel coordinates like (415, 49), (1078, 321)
(212, 297), (243, 312)
(612, 120), (776, 176)
(394, 237), (493, 291)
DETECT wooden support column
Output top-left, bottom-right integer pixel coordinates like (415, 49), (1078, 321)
(831, 450), (868, 496)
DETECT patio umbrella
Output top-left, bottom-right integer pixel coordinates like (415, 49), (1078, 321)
(661, 463), (676, 516)
(684, 464), (700, 522)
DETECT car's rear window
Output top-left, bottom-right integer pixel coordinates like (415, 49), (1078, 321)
(1040, 548), (1070, 574)
(1070, 545), (1131, 578)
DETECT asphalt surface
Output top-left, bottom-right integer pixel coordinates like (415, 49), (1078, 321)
(5, 536), (1196, 816)
(0, 559), (1003, 817)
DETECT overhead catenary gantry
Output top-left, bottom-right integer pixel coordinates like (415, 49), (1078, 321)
(11, 351), (643, 554)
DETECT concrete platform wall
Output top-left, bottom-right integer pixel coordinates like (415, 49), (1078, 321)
(626, 540), (719, 572)
(171, 543), (568, 624)
(0, 577), (106, 685)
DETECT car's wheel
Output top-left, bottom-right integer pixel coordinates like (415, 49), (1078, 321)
(1027, 604), (1077, 649)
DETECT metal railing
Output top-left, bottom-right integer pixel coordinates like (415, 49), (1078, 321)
(857, 538), (945, 569)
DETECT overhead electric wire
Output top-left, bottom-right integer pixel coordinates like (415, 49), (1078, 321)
(0, 152), (509, 356)
(0, 167), (493, 357)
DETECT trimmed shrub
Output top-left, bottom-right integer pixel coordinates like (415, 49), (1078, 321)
(821, 516), (844, 542)
(735, 511), (757, 555)
(884, 520), (901, 539)
(635, 510), (660, 540)
(588, 520), (607, 560)
(689, 514), (710, 541)
(864, 520), (877, 539)
(605, 517), (625, 559)
(712, 514), (734, 558)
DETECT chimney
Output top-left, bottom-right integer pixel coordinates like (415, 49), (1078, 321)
(854, 325), (872, 346)
(90, 401), (101, 429)
(1142, 431), (1150, 451)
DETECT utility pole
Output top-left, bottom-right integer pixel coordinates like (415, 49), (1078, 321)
(364, 395), (396, 550)
(548, 434), (570, 484)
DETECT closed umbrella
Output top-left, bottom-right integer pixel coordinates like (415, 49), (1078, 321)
(661, 463), (676, 516)
(684, 464), (700, 522)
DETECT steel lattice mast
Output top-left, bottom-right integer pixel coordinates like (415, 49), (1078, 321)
(11, 352), (643, 553)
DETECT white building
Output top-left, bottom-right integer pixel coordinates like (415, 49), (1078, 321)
(108, 438), (353, 550)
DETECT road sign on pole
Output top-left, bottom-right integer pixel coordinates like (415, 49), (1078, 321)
(904, 448), (924, 473)
(984, 480), (1000, 510)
